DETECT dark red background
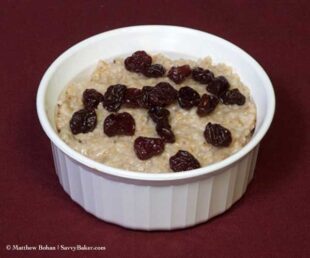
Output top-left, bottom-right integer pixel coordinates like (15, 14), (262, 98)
(1, 1), (309, 257)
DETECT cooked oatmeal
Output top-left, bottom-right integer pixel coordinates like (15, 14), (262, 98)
(55, 54), (256, 173)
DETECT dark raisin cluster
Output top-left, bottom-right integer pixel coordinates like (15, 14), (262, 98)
(191, 66), (246, 106)
(144, 82), (178, 108)
(68, 50), (250, 172)
(148, 106), (175, 143)
(69, 88), (104, 134)
(125, 51), (166, 78)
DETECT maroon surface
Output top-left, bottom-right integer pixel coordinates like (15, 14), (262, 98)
(1, 1), (309, 257)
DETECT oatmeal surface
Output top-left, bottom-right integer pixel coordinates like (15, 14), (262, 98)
(56, 54), (256, 173)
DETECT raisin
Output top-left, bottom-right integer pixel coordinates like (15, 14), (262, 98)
(148, 106), (170, 124)
(204, 123), (232, 147)
(69, 109), (97, 135)
(124, 51), (152, 73)
(123, 88), (143, 108)
(196, 94), (219, 116)
(206, 76), (229, 96)
(143, 64), (166, 78)
(156, 122), (175, 143)
(134, 137), (165, 160)
(104, 112), (135, 137)
(140, 86), (154, 108)
(167, 65), (191, 84)
(220, 88), (246, 105)
(148, 106), (175, 143)
(178, 86), (201, 109)
(82, 89), (104, 109)
(147, 82), (178, 107)
(103, 84), (127, 112)
(169, 150), (201, 172)
(192, 67), (214, 84)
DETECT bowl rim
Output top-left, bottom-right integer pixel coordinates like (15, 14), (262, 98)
(36, 25), (275, 181)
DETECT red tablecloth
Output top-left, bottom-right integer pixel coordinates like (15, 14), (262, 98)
(1, 1), (309, 257)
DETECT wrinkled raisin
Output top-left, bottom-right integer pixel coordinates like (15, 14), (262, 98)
(197, 94), (219, 116)
(82, 89), (104, 109)
(156, 122), (175, 143)
(178, 86), (201, 109)
(140, 86), (154, 108)
(148, 106), (170, 124)
(104, 112), (135, 137)
(167, 65), (191, 84)
(147, 82), (178, 107)
(143, 64), (166, 78)
(204, 123), (232, 147)
(69, 109), (97, 135)
(103, 84), (127, 112)
(206, 76), (229, 96)
(123, 88), (143, 108)
(124, 51), (152, 73)
(134, 137), (165, 160)
(192, 67), (214, 84)
(169, 150), (201, 172)
(220, 88), (246, 105)
(148, 106), (175, 143)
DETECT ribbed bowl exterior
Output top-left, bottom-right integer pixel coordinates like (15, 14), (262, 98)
(51, 142), (259, 230)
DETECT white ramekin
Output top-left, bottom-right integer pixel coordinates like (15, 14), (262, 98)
(36, 25), (275, 230)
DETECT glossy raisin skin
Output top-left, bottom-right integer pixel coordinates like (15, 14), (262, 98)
(221, 88), (246, 105)
(148, 106), (170, 124)
(178, 86), (201, 109)
(156, 123), (175, 143)
(69, 109), (97, 135)
(104, 112), (135, 137)
(204, 123), (232, 147)
(167, 65), (191, 84)
(192, 67), (214, 84)
(142, 82), (177, 108)
(169, 150), (201, 172)
(103, 84), (127, 112)
(134, 137), (165, 160)
(123, 88), (143, 108)
(124, 51), (152, 73)
(82, 89), (104, 109)
(197, 94), (219, 116)
(206, 76), (229, 97)
(143, 64), (166, 78)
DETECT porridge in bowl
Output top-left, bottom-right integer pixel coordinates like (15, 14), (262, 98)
(55, 51), (256, 173)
